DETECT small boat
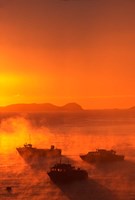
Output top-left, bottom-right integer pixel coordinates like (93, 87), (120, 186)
(47, 162), (88, 184)
(16, 143), (62, 165)
(80, 149), (124, 164)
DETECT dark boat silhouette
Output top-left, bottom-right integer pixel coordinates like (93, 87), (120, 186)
(80, 149), (124, 164)
(16, 143), (62, 166)
(47, 162), (88, 184)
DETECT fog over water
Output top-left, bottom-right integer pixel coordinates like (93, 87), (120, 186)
(0, 112), (135, 200)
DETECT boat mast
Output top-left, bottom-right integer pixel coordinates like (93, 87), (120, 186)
(28, 133), (31, 144)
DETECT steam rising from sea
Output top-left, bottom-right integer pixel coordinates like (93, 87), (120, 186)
(0, 112), (135, 199)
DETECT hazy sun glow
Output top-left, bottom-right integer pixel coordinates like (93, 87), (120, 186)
(0, 0), (135, 109)
(0, 74), (19, 87)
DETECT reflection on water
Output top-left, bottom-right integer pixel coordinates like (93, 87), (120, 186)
(56, 179), (118, 200)
(0, 114), (135, 199)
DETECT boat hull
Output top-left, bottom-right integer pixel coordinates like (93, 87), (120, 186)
(80, 154), (124, 164)
(48, 170), (88, 184)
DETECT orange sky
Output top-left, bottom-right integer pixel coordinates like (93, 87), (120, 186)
(0, 0), (135, 109)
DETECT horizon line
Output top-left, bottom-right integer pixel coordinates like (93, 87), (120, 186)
(0, 102), (134, 110)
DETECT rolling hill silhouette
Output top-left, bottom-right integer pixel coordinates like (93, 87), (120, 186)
(0, 103), (83, 112)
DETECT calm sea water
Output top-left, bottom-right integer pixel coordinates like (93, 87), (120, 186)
(0, 112), (135, 200)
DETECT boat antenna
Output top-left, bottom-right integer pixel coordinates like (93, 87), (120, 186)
(28, 133), (31, 144)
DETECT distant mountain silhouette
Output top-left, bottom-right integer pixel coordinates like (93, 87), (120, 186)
(0, 103), (84, 112)
(129, 106), (135, 110)
(60, 103), (83, 111)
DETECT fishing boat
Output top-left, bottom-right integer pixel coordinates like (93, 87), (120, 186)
(16, 143), (62, 166)
(80, 149), (124, 163)
(47, 162), (88, 183)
